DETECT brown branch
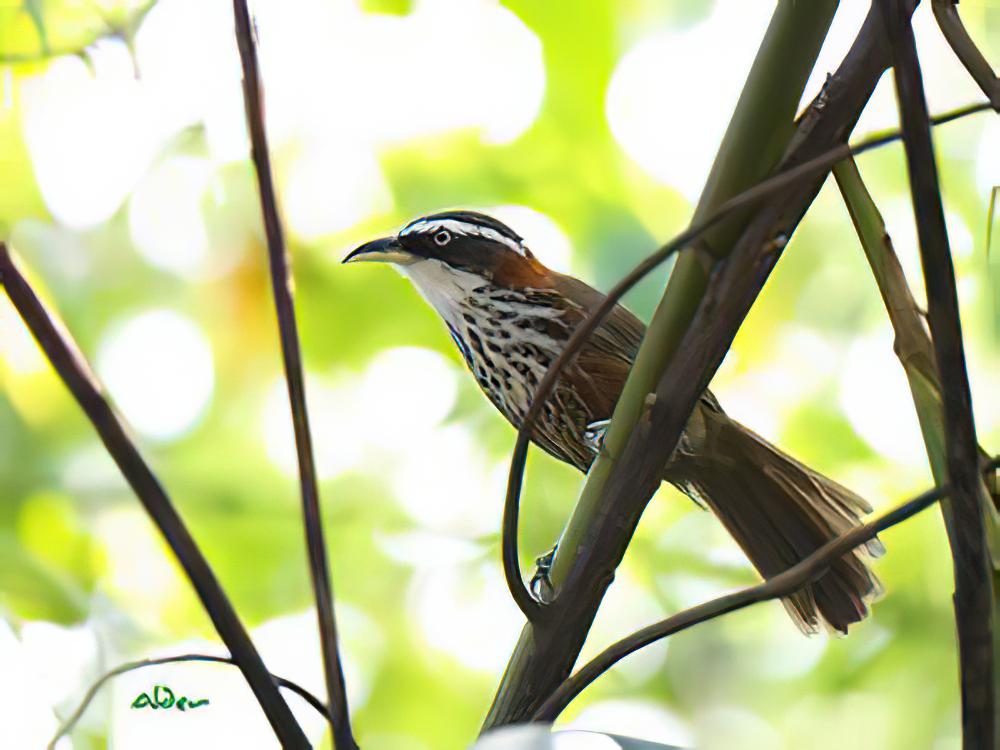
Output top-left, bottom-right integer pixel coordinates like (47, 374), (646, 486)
(880, 2), (996, 746)
(231, 4), (355, 748)
(486, 1), (922, 727)
(932, 0), (1000, 110)
(0, 244), (309, 749)
(500, 100), (987, 623)
(532, 456), (1000, 721)
(50, 653), (328, 750)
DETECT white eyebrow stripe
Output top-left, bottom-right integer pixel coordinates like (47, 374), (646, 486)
(400, 219), (527, 256)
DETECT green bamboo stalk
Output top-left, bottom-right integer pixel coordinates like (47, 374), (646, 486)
(484, 1), (841, 729)
(833, 158), (948, 479)
(549, 0), (838, 587)
(834, 155), (1000, 739)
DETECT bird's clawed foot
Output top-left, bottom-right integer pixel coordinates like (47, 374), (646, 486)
(529, 544), (558, 604)
(584, 419), (610, 454)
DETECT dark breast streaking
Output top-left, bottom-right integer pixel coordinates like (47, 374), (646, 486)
(344, 209), (883, 634)
(445, 282), (612, 472)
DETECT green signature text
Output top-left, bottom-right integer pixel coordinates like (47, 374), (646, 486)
(131, 684), (210, 712)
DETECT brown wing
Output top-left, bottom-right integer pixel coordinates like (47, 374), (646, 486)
(551, 273), (645, 420)
(516, 273), (647, 470)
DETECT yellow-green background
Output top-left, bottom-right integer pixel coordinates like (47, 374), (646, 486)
(1, 0), (998, 748)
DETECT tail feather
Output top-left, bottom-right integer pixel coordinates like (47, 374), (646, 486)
(673, 410), (882, 634)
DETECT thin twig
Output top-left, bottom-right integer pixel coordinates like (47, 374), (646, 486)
(231, 3), (355, 748)
(500, 100), (990, 621)
(837, 137), (1000, 739)
(0, 244), (309, 749)
(833, 157), (947, 477)
(932, 0), (1000, 110)
(989, 186), (1000, 342)
(509, 0), (840, 619)
(881, 1), (996, 746)
(532, 456), (1000, 721)
(486, 3), (921, 725)
(50, 653), (328, 750)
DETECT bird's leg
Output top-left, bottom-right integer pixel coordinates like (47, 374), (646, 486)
(527, 419), (610, 603)
(529, 544), (559, 604)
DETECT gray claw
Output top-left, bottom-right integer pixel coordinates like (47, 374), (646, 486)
(584, 419), (610, 453)
(529, 545), (558, 604)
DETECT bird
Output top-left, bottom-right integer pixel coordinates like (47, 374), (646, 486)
(344, 210), (882, 634)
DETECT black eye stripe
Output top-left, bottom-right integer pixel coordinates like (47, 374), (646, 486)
(399, 216), (527, 256)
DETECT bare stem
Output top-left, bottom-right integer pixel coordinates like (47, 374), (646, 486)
(490, 0), (851, 727)
(932, 0), (1000, 110)
(880, 1), (996, 745)
(50, 653), (328, 750)
(532, 456), (1000, 721)
(0, 243), (309, 749)
(833, 157), (947, 479)
(231, 3), (355, 748)
(548, 0), (838, 591)
(502, 101), (989, 622)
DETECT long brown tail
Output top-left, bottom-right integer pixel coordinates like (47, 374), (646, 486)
(671, 403), (883, 634)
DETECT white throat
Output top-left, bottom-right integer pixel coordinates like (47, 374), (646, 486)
(396, 259), (483, 328)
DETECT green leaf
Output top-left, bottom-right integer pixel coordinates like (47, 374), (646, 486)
(0, 0), (156, 64)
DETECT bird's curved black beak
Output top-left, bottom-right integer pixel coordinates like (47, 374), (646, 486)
(342, 236), (415, 265)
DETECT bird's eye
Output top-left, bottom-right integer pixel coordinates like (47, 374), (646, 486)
(434, 230), (452, 246)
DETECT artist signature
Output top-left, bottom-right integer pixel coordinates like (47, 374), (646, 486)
(131, 684), (210, 712)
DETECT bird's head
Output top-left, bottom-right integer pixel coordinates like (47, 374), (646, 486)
(343, 210), (552, 290)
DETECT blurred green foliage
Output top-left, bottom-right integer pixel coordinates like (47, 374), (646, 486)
(0, 0), (154, 63)
(0, 1), (998, 749)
